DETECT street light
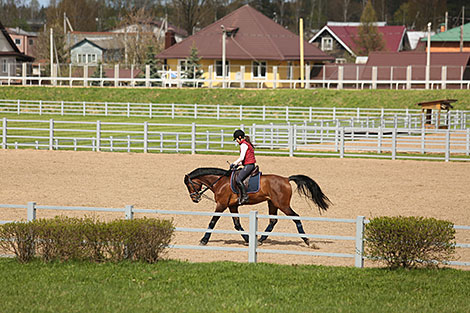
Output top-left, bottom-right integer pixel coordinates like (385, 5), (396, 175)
(221, 25), (226, 88)
(426, 22), (431, 89)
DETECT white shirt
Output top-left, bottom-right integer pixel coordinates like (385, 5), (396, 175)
(233, 142), (248, 165)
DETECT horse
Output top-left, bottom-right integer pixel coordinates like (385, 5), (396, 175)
(184, 167), (331, 247)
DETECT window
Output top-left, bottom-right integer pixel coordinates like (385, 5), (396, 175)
(15, 38), (21, 45)
(252, 61), (267, 78)
(178, 59), (189, 72)
(1, 59), (7, 73)
(215, 60), (229, 77)
(321, 37), (333, 51)
(287, 61), (293, 80)
(29, 39), (34, 46)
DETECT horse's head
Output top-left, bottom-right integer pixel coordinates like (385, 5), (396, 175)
(184, 174), (203, 203)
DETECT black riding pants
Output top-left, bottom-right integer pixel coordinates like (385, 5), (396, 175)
(236, 163), (255, 184)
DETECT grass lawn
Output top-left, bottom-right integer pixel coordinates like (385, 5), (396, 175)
(1, 258), (469, 313)
(1, 86), (470, 109)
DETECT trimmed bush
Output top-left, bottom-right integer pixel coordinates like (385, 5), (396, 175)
(0, 222), (37, 263)
(0, 216), (174, 263)
(364, 216), (456, 269)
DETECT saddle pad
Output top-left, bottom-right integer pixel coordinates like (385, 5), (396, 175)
(230, 172), (261, 194)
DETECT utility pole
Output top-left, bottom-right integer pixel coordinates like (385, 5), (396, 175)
(299, 18), (304, 88)
(50, 28), (54, 76)
(460, 6), (464, 52)
(221, 25), (226, 89)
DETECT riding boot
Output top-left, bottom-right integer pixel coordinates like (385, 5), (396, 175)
(237, 181), (249, 205)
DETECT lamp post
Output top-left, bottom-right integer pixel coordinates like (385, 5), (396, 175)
(221, 25), (226, 89)
(426, 22), (431, 90)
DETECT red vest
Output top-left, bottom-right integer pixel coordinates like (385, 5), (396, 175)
(240, 139), (256, 165)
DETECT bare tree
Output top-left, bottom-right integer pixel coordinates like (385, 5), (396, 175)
(170, 0), (214, 35)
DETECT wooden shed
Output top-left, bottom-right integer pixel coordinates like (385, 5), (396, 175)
(417, 99), (457, 129)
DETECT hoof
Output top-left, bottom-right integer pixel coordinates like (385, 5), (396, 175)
(257, 240), (264, 246)
(199, 239), (208, 246)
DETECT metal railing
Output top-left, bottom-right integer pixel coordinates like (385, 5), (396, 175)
(1, 202), (469, 267)
(1, 99), (469, 128)
(1, 118), (469, 161)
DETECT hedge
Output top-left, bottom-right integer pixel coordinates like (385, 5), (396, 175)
(364, 216), (456, 269)
(0, 216), (174, 263)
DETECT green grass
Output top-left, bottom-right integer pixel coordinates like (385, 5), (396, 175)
(1, 86), (470, 109)
(1, 258), (469, 313)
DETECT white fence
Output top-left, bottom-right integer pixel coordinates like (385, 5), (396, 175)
(1, 99), (469, 128)
(1, 202), (469, 267)
(1, 118), (470, 161)
(2, 63), (470, 90)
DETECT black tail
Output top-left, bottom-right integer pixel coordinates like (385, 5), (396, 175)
(289, 175), (331, 214)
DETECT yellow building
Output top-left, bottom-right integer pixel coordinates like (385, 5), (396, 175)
(157, 5), (333, 88)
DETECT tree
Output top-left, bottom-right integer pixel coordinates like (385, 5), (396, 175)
(183, 44), (203, 87)
(354, 0), (385, 56)
(170, 0), (213, 35)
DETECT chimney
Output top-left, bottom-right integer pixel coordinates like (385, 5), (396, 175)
(165, 29), (176, 49)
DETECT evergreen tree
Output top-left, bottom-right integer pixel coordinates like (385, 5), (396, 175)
(354, 0), (385, 56)
(90, 61), (110, 86)
(183, 44), (203, 87)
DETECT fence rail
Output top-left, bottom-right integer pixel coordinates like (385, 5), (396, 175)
(1, 118), (469, 161)
(1, 202), (469, 267)
(2, 63), (470, 90)
(1, 99), (470, 128)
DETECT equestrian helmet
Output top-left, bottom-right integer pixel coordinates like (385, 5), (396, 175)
(233, 129), (245, 140)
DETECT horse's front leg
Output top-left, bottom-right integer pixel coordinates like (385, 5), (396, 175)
(258, 200), (278, 245)
(229, 205), (249, 244)
(200, 204), (227, 245)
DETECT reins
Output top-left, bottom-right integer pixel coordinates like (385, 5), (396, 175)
(186, 170), (231, 201)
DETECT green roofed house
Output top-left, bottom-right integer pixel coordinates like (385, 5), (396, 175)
(420, 23), (470, 53)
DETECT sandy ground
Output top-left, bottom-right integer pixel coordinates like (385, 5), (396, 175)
(1, 149), (469, 267)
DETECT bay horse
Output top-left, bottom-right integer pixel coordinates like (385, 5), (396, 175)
(184, 167), (331, 246)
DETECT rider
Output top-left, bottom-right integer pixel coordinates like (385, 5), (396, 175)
(230, 129), (256, 205)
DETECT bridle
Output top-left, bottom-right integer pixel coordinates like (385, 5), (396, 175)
(185, 171), (230, 203)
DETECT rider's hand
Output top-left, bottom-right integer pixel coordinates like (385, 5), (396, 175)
(230, 163), (236, 170)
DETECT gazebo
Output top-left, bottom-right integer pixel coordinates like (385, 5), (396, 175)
(416, 99), (457, 129)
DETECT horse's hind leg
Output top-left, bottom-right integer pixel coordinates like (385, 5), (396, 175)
(258, 200), (278, 245)
(200, 204), (226, 245)
(229, 205), (249, 243)
(281, 207), (315, 248)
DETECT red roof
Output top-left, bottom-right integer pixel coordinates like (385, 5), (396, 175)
(157, 5), (333, 62)
(326, 25), (406, 53)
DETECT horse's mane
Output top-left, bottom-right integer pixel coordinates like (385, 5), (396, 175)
(187, 167), (229, 179)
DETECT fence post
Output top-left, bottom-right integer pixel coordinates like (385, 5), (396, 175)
(441, 66), (447, 90)
(273, 66), (277, 89)
(125, 205), (134, 220)
(22, 63), (27, 85)
(392, 128), (397, 160)
(191, 122), (196, 155)
(445, 130), (450, 162)
(49, 119), (54, 150)
(248, 210), (258, 263)
(145, 64), (150, 87)
(337, 66), (343, 90)
(2, 117), (6, 149)
(144, 121), (148, 153)
(96, 120), (101, 151)
(288, 125), (294, 157)
(372, 66), (377, 89)
(27, 202), (37, 221)
(406, 65), (412, 89)
(114, 64), (119, 87)
(340, 127), (345, 158)
(355, 216), (365, 268)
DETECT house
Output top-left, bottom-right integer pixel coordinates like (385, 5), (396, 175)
(110, 19), (187, 43)
(421, 23), (470, 52)
(7, 27), (38, 58)
(157, 4), (333, 88)
(70, 37), (125, 65)
(309, 22), (408, 62)
(0, 21), (34, 77)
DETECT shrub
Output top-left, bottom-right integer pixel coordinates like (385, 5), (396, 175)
(0, 216), (174, 263)
(0, 222), (38, 263)
(364, 216), (456, 269)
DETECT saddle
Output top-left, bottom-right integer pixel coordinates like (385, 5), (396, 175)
(230, 165), (261, 194)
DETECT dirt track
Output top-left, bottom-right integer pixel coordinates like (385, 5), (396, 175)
(1, 149), (469, 267)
